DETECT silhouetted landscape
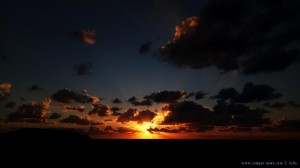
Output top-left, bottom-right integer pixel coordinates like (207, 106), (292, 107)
(1, 0), (300, 166)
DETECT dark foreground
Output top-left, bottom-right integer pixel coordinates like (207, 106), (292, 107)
(1, 128), (299, 167)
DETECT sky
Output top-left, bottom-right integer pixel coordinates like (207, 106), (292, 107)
(1, 0), (300, 139)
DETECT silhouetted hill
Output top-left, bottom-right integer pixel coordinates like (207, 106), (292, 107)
(0, 128), (90, 142)
(0, 128), (299, 167)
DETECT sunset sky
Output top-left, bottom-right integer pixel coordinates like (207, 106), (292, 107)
(1, 0), (300, 139)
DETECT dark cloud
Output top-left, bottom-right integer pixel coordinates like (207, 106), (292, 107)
(73, 62), (92, 76)
(233, 82), (282, 103)
(72, 30), (96, 45)
(160, 99), (270, 129)
(182, 92), (195, 99)
(213, 101), (270, 126)
(20, 97), (26, 101)
(116, 127), (138, 133)
(7, 99), (51, 123)
(144, 91), (184, 103)
(51, 88), (99, 104)
(88, 127), (107, 135)
(104, 126), (114, 131)
(139, 41), (152, 55)
(261, 119), (300, 132)
(91, 121), (104, 126)
(162, 101), (212, 124)
(131, 100), (152, 106)
(117, 108), (156, 124)
(112, 98), (122, 104)
(0, 83), (11, 101)
(0, 55), (8, 61)
(212, 88), (238, 101)
(28, 85), (43, 91)
(134, 109), (156, 124)
(264, 102), (287, 110)
(195, 91), (207, 100)
(5, 101), (16, 108)
(186, 123), (214, 132)
(243, 49), (300, 74)
(147, 127), (183, 133)
(128, 96), (137, 102)
(212, 83), (282, 103)
(220, 126), (252, 132)
(117, 108), (137, 123)
(104, 119), (113, 122)
(110, 107), (122, 116)
(88, 103), (112, 117)
(60, 115), (100, 125)
(88, 126), (138, 135)
(288, 101), (300, 108)
(48, 113), (61, 119)
(276, 119), (300, 132)
(158, 0), (300, 74)
(64, 105), (85, 112)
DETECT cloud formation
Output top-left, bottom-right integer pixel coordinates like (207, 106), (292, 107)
(73, 62), (92, 76)
(158, 0), (300, 74)
(212, 88), (238, 101)
(5, 101), (16, 108)
(0, 55), (8, 61)
(288, 101), (300, 108)
(194, 91), (207, 100)
(212, 82), (282, 103)
(264, 102), (287, 110)
(128, 96), (137, 102)
(72, 30), (96, 45)
(131, 100), (152, 106)
(48, 113), (61, 119)
(117, 108), (156, 124)
(110, 107), (122, 116)
(144, 91), (185, 103)
(112, 98), (122, 104)
(60, 115), (102, 125)
(139, 41), (152, 55)
(88, 103), (112, 117)
(7, 99), (51, 123)
(0, 83), (11, 101)
(213, 101), (270, 126)
(117, 108), (137, 123)
(147, 127), (183, 133)
(134, 109), (156, 124)
(64, 105), (85, 112)
(28, 85), (43, 91)
(51, 89), (99, 104)
(162, 101), (212, 124)
(233, 82), (282, 103)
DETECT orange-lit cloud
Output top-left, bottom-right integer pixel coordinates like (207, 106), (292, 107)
(89, 103), (112, 117)
(0, 83), (11, 100)
(117, 108), (137, 123)
(73, 30), (96, 45)
(134, 109), (156, 124)
(64, 105), (85, 112)
(6, 99), (51, 123)
(117, 108), (156, 124)
(173, 16), (199, 41)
